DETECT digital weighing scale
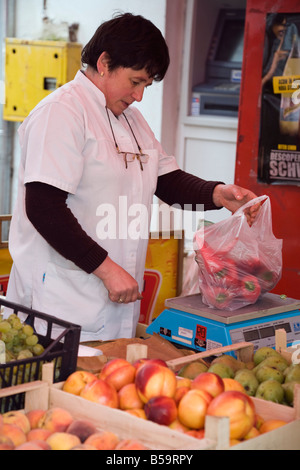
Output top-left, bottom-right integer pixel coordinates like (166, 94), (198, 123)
(146, 293), (300, 354)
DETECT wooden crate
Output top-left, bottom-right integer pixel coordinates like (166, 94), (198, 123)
(275, 328), (300, 365)
(166, 341), (255, 373)
(0, 364), (216, 450)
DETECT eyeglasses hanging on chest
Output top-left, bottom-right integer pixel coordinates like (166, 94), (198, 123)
(106, 107), (149, 170)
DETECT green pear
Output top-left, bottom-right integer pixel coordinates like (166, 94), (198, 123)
(255, 379), (284, 404)
(208, 363), (234, 379)
(282, 381), (300, 406)
(234, 369), (259, 396)
(253, 347), (283, 366)
(178, 361), (208, 379)
(211, 354), (245, 372)
(255, 365), (284, 384)
(284, 364), (300, 384)
(253, 355), (289, 374)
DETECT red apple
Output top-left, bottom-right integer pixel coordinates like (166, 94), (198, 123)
(206, 391), (256, 440)
(191, 372), (224, 398)
(177, 389), (213, 429)
(80, 379), (119, 408)
(144, 396), (177, 426)
(135, 362), (177, 403)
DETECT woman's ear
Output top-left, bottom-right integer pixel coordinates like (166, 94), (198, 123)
(96, 51), (110, 75)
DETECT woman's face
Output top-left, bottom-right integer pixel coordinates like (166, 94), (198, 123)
(101, 66), (153, 116)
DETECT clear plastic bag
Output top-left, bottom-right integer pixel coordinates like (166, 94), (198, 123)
(193, 196), (283, 311)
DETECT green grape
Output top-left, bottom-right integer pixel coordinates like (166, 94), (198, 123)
(23, 324), (34, 336)
(9, 316), (23, 331)
(0, 321), (12, 333)
(32, 343), (45, 356)
(25, 334), (38, 347)
(17, 349), (33, 360)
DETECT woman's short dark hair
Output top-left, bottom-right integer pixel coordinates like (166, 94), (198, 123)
(81, 12), (170, 81)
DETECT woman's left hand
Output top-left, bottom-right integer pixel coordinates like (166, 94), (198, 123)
(212, 184), (260, 225)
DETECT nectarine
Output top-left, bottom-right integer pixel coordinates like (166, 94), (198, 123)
(27, 428), (52, 442)
(135, 361), (177, 403)
(206, 391), (256, 440)
(259, 419), (288, 434)
(80, 379), (119, 408)
(177, 389), (213, 429)
(118, 383), (144, 410)
(125, 409), (147, 419)
(144, 396), (177, 425)
(222, 378), (246, 393)
(62, 370), (97, 396)
(99, 358), (136, 391)
(15, 440), (51, 450)
(191, 372), (224, 398)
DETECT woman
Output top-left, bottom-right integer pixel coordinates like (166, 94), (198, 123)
(6, 13), (258, 341)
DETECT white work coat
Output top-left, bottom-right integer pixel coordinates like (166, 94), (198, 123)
(6, 71), (179, 342)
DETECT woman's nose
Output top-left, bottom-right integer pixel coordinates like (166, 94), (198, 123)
(132, 87), (144, 102)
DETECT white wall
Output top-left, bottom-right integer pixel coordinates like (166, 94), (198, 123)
(14, 0), (166, 140)
(10, 0), (167, 212)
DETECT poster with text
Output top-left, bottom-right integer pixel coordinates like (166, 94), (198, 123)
(258, 13), (300, 185)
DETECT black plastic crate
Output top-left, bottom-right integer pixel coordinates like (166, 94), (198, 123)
(0, 297), (81, 412)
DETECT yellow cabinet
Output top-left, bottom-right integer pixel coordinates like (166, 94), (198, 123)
(3, 39), (82, 122)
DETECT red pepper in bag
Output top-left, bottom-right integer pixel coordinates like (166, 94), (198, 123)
(202, 285), (233, 309)
(214, 258), (240, 288)
(258, 268), (278, 293)
(241, 275), (261, 303)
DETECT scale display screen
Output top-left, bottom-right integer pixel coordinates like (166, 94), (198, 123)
(230, 315), (300, 350)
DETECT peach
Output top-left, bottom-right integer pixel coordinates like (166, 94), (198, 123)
(118, 383), (144, 410)
(15, 440), (51, 450)
(185, 429), (205, 439)
(46, 432), (81, 450)
(135, 362), (177, 403)
(243, 426), (261, 440)
(0, 435), (14, 450)
(85, 431), (119, 450)
(169, 418), (190, 433)
(37, 407), (73, 432)
(174, 386), (190, 406)
(62, 370), (97, 396)
(27, 428), (52, 442)
(115, 439), (149, 450)
(66, 419), (97, 443)
(259, 419), (288, 434)
(144, 396), (177, 426)
(99, 358), (136, 391)
(26, 409), (46, 429)
(206, 391), (256, 440)
(177, 389), (213, 429)
(191, 372), (224, 398)
(0, 423), (27, 447)
(2, 410), (31, 434)
(71, 444), (97, 450)
(80, 379), (119, 408)
(125, 409), (147, 419)
(222, 378), (246, 393)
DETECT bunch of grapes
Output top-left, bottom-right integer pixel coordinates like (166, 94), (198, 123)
(0, 313), (45, 363)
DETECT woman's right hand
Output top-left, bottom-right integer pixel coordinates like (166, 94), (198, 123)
(93, 256), (142, 304)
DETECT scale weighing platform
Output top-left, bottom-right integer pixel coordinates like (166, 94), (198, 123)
(146, 293), (300, 354)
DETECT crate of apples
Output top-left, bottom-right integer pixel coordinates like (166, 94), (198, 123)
(61, 357), (295, 447)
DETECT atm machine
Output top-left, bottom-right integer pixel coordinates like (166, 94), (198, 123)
(191, 8), (245, 118)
